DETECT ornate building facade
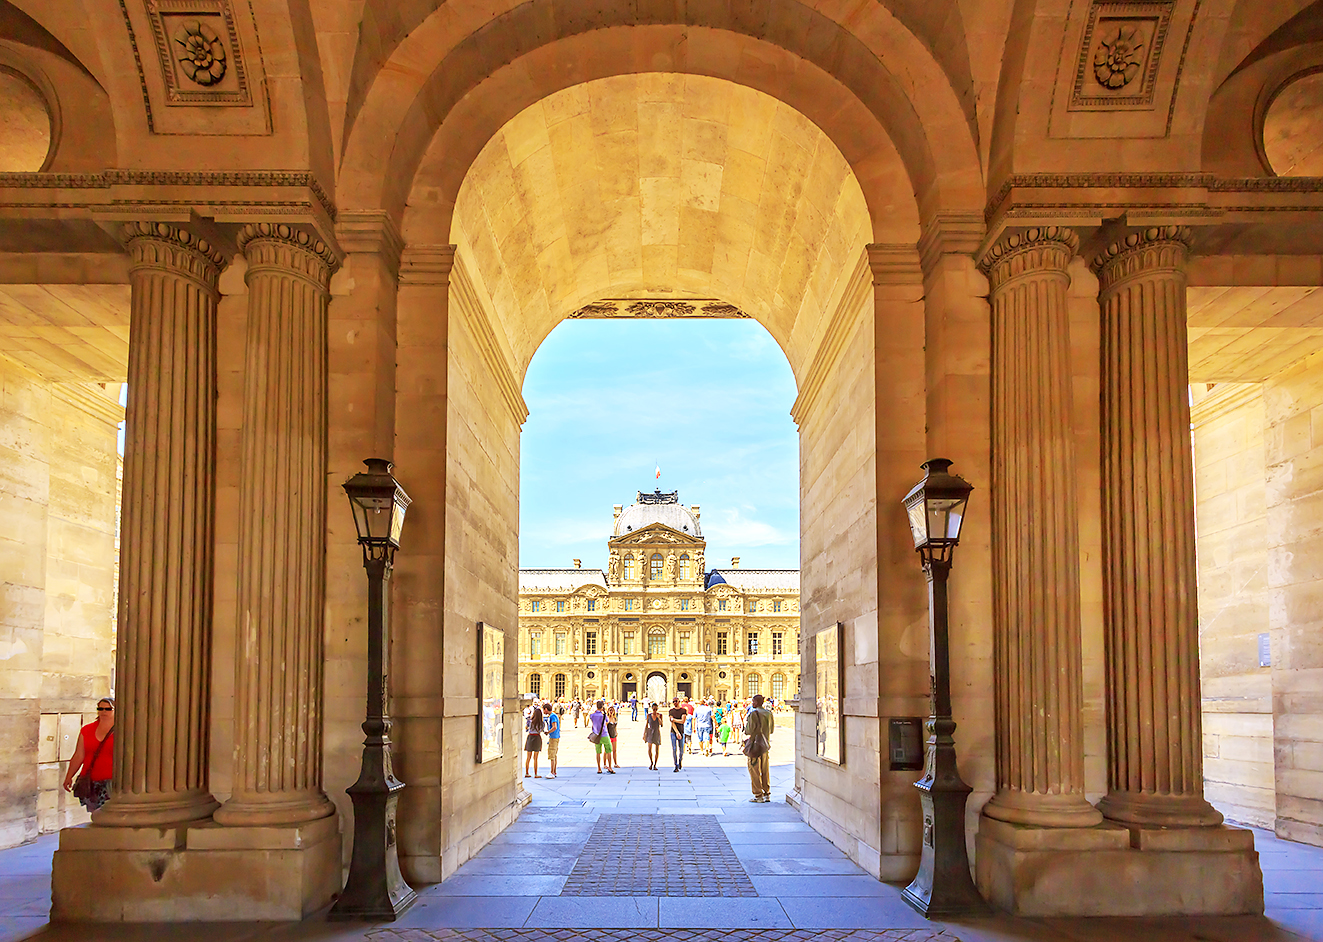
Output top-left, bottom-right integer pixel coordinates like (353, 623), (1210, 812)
(518, 491), (800, 705)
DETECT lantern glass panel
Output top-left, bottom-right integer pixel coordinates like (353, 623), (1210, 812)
(927, 496), (967, 542)
(354, 495), (395, 542)
(390, 497), (408, 545)
(906, 499), (928, 547)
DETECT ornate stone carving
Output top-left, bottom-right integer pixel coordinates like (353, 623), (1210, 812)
(174, 20), (227, 86)
(238, 222), (339, 281)
(120, 220), (227, 287)
(1093, 25), (1145, 89)
(567, 298), (751, 319)
(977, 226), (1079, 290)
(1089, 225), (1192, 292)
(1070, 2), (1173, 109)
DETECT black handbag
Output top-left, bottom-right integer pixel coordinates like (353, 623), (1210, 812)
(73, 733), (109, 801)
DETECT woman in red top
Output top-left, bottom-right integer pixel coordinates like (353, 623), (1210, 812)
(62, 698), (114, 812)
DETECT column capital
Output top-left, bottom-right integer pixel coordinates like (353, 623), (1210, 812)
(335, 210), (404, 279)
(120, 220), (227, 289)
(977, 226), (1078, 286)
(1090, 225), (1192, 290)
(399, 244), (457, 286)
(917, 211), (984, 275)
(238, 222), (339, 287)
(865, 244), (922, 286)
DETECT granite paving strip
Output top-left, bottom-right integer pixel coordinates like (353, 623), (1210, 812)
(366, 929), (960, 942)
(560, 814), (757, 897)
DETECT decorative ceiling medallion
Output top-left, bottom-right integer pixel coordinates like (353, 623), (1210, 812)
(1070, 1), (1173, 110)
(145, 0), (251, 106)
(567, 298), (751, 319)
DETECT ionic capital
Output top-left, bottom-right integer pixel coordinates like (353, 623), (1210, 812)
(977, 226), (1079, 290)
(237, 222), (339, 288)
(120, 220), (227, 289)
(1090, 225), (1192, 293)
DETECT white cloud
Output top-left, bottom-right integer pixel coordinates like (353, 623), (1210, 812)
(701, 507), (795, 548)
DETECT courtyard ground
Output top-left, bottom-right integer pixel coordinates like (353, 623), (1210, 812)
(0, 712), (1320, 941)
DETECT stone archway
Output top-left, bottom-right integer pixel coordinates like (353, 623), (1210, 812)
(646, 672), (668, 705)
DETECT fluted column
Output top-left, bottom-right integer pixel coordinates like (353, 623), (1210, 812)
(979, 227), (1101, 828)
(213, 223), (338, 826)
(94, 222), (224, 827)
(1092, 226), (1222, 828)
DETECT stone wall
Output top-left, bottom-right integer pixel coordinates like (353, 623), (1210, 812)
(1264, 354), (1323, 846)
(1192, 383), (1275, 828)
(0, 354), (120, 849)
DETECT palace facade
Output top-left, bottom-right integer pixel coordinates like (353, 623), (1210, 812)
(518, 491), (800, 706)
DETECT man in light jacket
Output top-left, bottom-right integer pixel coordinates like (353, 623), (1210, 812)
(745, 694), (775, 802)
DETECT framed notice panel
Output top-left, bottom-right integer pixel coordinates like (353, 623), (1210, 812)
(815, 622), (844, 764)
(477, 622), (505, 763)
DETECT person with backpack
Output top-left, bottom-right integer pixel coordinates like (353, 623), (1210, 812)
(588, 699), (614, 774)
(743, 694), (774, 802)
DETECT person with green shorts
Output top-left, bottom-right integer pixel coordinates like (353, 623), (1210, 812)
(589, 699), (614, 774)
(718, 716), (733, 756)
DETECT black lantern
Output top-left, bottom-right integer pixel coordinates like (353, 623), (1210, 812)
(900, 458), (985, 918)
(329, 459), (417, 921)
(344, 458), (411, 563)
(902, 458), (971, 567)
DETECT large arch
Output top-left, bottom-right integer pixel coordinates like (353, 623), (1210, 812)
(337, 0), (985, 229)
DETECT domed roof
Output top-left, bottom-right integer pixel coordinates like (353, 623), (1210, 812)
(613, 489), (702, 538)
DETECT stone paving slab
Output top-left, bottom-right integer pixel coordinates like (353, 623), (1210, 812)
(657, 898), (793, 928)
(392, 898), (539, 930)
(561, 814), (755, 897)
(777, 896), (934, 930)
(365, 930), (960, 942)
(524, 896), (659, 927)
(751, 875), (895, 898)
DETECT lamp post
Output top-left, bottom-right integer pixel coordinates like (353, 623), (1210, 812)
(900, 458), (985, 917)
(328, 458), (417, 921)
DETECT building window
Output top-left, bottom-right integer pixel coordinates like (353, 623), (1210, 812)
(623, 632), (634, 655)
(556, 599), (565, 613)
(679, 632), (690, 655)
(718, 599), (727, 612)
(554, 673), (567, 699)
(771, 672), (785, 699)
(555, 633), (566, 656)
(746, 674), (761, 697)
(651, 553), (664, 578)
(624, 598), (634, 612)
(746, 599), (756, 614)
(680, 554), (690, 579)
(587, 598), (596, 612)
(773, 599), (782, 612)
(585, 631), (597, 655)
(772, 632), (783, 657)
(530, 673), (542, 697)
(717, 631), (728, 656)
(680, 598), (689, 611)
(624, 556), (635, 579)
(648, 630), (665, 658)
(531, 599), (541, 612)
(530, 631), (542, 659)
(747, 632), (759, 656)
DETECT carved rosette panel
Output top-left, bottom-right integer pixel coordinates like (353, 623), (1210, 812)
(1070, 2), (1174, 110)
(146, 0), (251, 105)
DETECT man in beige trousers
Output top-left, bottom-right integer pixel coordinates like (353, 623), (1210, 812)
(744, 694), (775, 802)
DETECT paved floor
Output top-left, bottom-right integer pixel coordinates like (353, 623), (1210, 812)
(2, 712), (1322, 941)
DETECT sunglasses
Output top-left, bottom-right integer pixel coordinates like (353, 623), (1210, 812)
(97, 707), (114, 711)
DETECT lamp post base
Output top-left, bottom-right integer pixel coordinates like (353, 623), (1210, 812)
(327, 777), (416, 921)
(902, 780), (987, 917)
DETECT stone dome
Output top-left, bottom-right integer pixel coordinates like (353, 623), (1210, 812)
(613, 490), (702, 538)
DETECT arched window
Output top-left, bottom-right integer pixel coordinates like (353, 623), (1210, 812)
(529, 673), (542, 697)
(680, 554), (690, 579)
(554, 673), (567, 699)
(651, 553), (664, 578)
(623, 555), (635, 580)
(771, 673), (785, 699)
(648, 629), (665, 658)
(746, 674), (761, 697)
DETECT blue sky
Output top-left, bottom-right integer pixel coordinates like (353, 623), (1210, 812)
(519, 318), (800, 572)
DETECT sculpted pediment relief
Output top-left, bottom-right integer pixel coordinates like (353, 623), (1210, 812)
(610, 523), (698, 547)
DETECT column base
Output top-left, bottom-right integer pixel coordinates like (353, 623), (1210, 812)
(1098, 791), (1225, 827)
(975, 815), (1263, 916)
(983, 790), (1103, 828)
(92, 789), (220, 827)
(51, 816), (342, 921)
(213, 790), (336, 827)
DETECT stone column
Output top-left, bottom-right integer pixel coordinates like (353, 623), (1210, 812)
(94, 222), (224, 827)
(213, 223), (338, 826)
(979, 227), (1101, 828)
(1092, 226), (1222, 828)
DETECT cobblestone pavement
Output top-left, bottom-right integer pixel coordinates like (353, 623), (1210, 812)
(560, 814), (756, 897)
(366, 929), (956, 942)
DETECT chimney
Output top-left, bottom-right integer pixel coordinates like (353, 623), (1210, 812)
(691, 504), (700, 520)
(731, 556), (740, 568)
(573, 559), (581, 569)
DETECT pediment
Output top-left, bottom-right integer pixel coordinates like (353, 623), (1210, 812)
(609, 523), (702, 547)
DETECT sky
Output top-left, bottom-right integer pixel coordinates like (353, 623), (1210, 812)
(519, 318), (800, 572)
